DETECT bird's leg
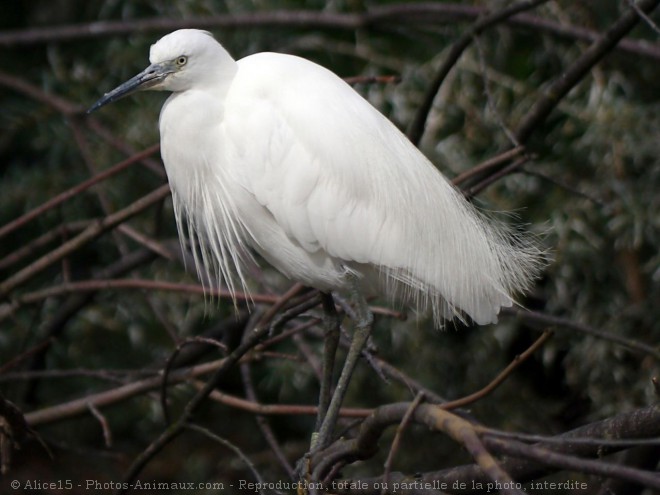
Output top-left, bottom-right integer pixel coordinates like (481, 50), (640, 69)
(312, 283), (373, 451)
(315, 292), (340, 432)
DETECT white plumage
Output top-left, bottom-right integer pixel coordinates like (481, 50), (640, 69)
(96, 29), (543, 326)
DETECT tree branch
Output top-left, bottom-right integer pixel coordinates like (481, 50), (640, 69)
(0, 184), (170, 298)
(407, 0), (550, 145)
(337, 404), (660, 494)
(1, 4), (659, 64)
(514, 0), (660, 144)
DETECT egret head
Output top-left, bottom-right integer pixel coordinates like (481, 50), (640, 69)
(88, 29), (232, 113)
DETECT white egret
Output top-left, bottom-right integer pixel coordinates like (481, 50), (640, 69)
(89, 29), (543, 452)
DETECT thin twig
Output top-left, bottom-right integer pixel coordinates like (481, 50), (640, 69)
(627, 0), (660, 34)
(0, 278), (281, 322)
(185, 423), (268, 494)
(25, 358), (227, 426)
(0, 145), (160, 241)
(515, 0), (660, 144)
(465, 155), (531, 198)
(0, 338), (55, 374)
(0, 184), (170, 298)
(382, 392), (425, 494)
(161, 337), (229, 425)
(505, 308), (660, 360)
(196, 381), (372, 418)
(0, 367), (157, 382)
(68, 118), (131, 256)
(344, 75), (401, 85)
(0, 69), (80, 113)
(520, 167), (605, 205)
(408, 0), (551, 145)
(472, 34), (520, 147)
(440, 330), (553, 410)
(482, 429), (660, 448)
(87, 402), (113, 447)
(240, 355), (296, 480)
(484, 435), (660, 490)
(119, 284), (310, 492)
(0, 221), (90, 271)
(115, 224), (174, 260)
(452, 146), (526, 186)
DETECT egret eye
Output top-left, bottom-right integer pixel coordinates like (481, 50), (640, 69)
(176, 56), (188, 67)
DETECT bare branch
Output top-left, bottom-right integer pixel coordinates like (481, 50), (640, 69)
(86, 402), (113, 448)
(0, 184), (170, 298)
(382, 393), (425, 494)
(0, 338), (54, 374)
(441, 330), (553, 410)
(407, 0), (551, 145)
(185, 423), (268, 493)
(0, 279), (275, 321)
(25, 358), (226, 426)
(338, 404), (660, 493)
(505, 308), (660, 360)
(240, 354), (296, 480)
(514, 0), (660, 144)
(483, 435), (660, 490)
(1, 4), (659, 64)
(161, 336), (229, 424)
(119, 284), (313, 492)
(451, 146), (527, 186)
(0, 145), (160, 241)
(627, 0), (660, 34)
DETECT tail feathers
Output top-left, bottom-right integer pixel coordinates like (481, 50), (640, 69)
(375, 227), (545, 327)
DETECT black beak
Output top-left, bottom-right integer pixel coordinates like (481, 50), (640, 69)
(87, 61), (174, 113)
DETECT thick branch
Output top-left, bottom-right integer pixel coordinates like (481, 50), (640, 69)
(336, 403), (660, 494)
(0, 4), (659, 63)
(514, 0), (660, 144)
(407, 0), (550, 145)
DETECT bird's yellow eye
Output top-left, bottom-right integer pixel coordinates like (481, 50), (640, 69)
(176, 56), (188, 67)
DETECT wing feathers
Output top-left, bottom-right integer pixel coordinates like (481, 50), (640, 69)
(226, 53), (543, 325)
